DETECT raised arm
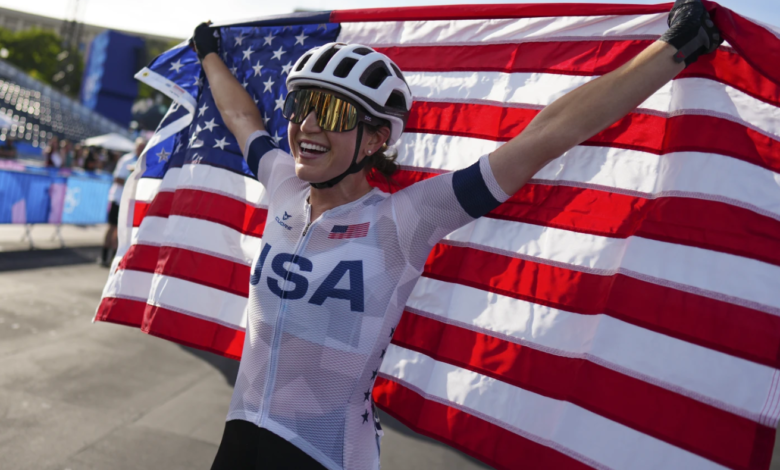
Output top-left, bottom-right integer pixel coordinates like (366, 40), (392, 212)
(192, 23), (265, 156)
(488, 0), (722, 196)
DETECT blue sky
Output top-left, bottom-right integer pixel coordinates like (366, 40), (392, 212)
(3, 0), (778, 39)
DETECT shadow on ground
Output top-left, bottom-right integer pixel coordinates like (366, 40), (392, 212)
(0, 246), (103, 272)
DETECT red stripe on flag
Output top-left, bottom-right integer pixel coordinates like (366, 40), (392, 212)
(424, 243), (780, 369)
(393, 311), (775, 470)
(372, 376), (594, 470)
(332, 3), (674, 22)
(132, 189), (268, 237)
(95, 296), (145, 328)
(379, 42), (780, 109)
(141, 304), (245, 360)
(377, 170), (780, 268)
(119, 244), (251, 298)
(407, 101), (780, 174)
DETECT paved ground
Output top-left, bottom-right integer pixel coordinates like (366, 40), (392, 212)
(0, 224), (107, 252)
(0, 246), (490, 470)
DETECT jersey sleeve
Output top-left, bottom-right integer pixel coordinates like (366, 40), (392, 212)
(243, 130), (295, 189)
(389, 154), (511, 269)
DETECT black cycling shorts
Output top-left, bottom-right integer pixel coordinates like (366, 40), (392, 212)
(211, 420), (327, 470)
(107, 202), (120, 226)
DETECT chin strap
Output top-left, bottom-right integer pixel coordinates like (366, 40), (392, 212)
(310, 123), (370, 189)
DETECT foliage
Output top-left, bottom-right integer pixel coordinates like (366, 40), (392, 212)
(0, 27), (84, 96)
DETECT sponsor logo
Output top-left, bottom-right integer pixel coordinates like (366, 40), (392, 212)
(276, 216), (292, 230)
(282, 211), (292, 221)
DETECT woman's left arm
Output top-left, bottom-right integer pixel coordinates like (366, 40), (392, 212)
(488, 0), (722, 196)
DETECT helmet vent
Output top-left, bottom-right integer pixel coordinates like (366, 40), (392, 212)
(333, 58), (358, 78)
(353, 47), (373, 56)
(385, 90), (408, 111)
(360, 62), (391, 90)
(390, 63), (408, 84)
(311, 45), (341, 73)
(295, 53), (312, 72)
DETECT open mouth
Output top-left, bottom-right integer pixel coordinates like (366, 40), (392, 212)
(298, 141), (330, 157)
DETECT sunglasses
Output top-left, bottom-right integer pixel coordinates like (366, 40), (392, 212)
(282, 89), (386, 133)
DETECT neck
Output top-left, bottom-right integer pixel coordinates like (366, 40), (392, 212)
(308, 171), (372, 220)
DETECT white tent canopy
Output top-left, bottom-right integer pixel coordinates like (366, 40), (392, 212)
(82, 133), (134, 153)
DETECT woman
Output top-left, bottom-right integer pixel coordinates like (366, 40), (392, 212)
(193, 1), (721, 469)
(44, 136), (62, 168)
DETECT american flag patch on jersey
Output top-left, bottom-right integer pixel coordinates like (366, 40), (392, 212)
(328, 222), (369, 239)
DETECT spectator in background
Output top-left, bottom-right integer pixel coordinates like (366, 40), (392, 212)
(83, 147), (99, 171)
(45, 136), (63, 168)
(100, 136), (147, 267)
(61, 140), (74, 168)
(0, 136), (16, 159)
(103, 150), (120, 173)
(72, 143), (83, 167)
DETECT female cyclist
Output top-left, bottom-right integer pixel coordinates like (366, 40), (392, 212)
(192, 1), (721, 469)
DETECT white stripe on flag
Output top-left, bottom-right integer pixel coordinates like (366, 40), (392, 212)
(340, 14), (668, 47)
(408, 276), (775, 420)
(380, 344), (728, 470)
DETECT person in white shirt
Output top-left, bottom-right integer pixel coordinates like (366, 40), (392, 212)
(100, 137), (146, 267)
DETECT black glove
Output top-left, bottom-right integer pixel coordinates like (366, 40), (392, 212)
(659, 0), (723, 67)
(190, 22), (220, 61)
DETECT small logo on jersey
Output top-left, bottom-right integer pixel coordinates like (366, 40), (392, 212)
(328, 222), (369, 239)
(275, 214), (293, 230)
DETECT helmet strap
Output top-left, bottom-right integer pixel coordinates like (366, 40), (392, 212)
(310, 123), (370, 189)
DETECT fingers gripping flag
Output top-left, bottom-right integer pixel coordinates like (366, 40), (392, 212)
(97, 5), (780, 470)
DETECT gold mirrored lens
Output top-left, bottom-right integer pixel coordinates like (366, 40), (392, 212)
(285, 90), (358, 132)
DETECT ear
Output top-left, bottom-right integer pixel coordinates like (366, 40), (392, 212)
(365, 126), (391, 154)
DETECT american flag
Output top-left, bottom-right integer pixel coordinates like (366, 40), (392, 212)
(96, 4), (780, 469)
(328, 222), (371, 239)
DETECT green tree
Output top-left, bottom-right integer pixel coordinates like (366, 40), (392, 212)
(0, 27), (83, 96)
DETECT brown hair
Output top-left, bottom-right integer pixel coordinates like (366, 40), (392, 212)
(362, 122), (399, 190)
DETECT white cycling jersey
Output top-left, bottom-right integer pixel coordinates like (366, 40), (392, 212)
(228, 130), (510, 470)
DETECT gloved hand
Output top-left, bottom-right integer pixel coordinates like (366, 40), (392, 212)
(190, 22), (220, 61)
(659, 0), (723, 66)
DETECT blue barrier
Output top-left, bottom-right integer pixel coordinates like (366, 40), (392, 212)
(0, 168), (112, 225)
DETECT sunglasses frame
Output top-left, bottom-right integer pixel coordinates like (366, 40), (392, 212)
(282, 89), (388, 133)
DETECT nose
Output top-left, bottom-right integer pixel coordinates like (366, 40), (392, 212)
(300, 110), (321, 133)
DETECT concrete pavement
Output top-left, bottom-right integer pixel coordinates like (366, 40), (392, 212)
(0, 248), (490, 470)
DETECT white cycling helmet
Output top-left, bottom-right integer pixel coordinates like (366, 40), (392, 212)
(286, 43), (412, 146)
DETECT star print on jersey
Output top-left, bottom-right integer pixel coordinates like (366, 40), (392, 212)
(362, 411), (369, 423)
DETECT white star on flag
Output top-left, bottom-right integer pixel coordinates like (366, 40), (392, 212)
(281, 62), (293, 75)
(275, 95), (286, 111)
(242, 80), (249, 89)
(234, 34), (246, 46)
(174, 142), (183, 154)
(253, 96), (259, 105)
(169, 60), (184, 73)
(272, 130), (283, 145)
(203, 118), (219, 132)
(263, 32), (276, 46)
(242, 46), (254, 61)
(252, 61), (264, 77)
(193, 75), (203, 87)
(191, 153), (203, 164)
(213, 137), (229, 150)
(294, 33), (308, 46)
(263, 113), (270, 126)
(229, 66), (238, 76)
(263, 77), (275, 94)
(198, 103), (209, 117)
(317, 24), (328, 30)
(272, 46), (287, 61)
(156, 148), (170, 162)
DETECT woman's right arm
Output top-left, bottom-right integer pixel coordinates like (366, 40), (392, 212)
(193, 24), (265, 156)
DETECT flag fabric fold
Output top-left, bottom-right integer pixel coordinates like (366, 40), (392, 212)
(96, 3), (780, 469)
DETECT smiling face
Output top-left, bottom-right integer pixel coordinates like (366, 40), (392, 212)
(287, 88), (389, 186)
